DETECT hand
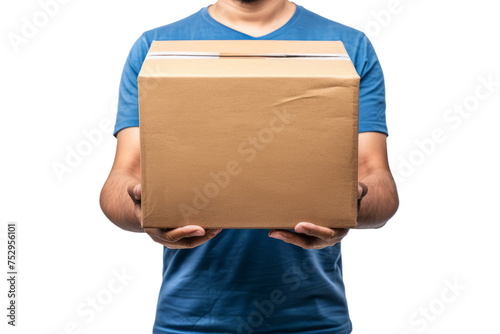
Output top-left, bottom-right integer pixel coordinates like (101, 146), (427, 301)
(268, 223), (349, 249)
(268, 182), (368, 249)
(127, 184), (222, 249)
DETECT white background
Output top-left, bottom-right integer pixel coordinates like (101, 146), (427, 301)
(1, 0), (499, 333)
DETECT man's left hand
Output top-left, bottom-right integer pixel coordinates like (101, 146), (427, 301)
(268, 182), (367, 249)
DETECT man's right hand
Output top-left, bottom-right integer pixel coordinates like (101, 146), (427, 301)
(127, 184), (223, 249)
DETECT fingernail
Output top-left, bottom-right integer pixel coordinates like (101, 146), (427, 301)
(270, 232), (285, 240)
(295, 225), (307, 234)
(296, 222), (313, 232)
(190, 230), (205, 237)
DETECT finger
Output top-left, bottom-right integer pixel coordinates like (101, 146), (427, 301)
(148, 229), (222, 249)
(133, 202), (142, 222)
(295, 222), (349, 242)
(358, 182), (368, 199)
(167, 229), (223, 249)
(269, 229), (325, 249)
(127, 184), (142, 202)
(126, 184), (142, 221)
(144, 225), (206, 243)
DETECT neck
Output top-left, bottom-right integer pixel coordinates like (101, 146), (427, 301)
(208, 0), (296, 37)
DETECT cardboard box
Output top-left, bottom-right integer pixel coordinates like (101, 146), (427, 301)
(138, 40), (359, 229)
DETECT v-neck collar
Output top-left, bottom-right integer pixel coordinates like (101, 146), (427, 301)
(201, 3), (303, 40)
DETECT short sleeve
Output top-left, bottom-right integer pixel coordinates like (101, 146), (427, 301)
(353, 34), (388, 136)
(113, 33), (150, 137)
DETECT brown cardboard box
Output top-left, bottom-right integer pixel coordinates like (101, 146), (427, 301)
(138, 40), (359, 229)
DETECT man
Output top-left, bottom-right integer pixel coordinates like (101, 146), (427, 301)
(100, 0), (399, 333)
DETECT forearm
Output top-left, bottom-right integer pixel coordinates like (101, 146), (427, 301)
(100, 171), (143, 233)
(356, 170), (399, 229)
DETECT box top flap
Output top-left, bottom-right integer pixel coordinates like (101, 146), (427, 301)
(139, 40), (359, 79)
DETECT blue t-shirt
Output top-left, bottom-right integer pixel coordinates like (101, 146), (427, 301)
(114, 5), (387, 334)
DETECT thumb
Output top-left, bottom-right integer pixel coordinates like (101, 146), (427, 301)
(358, 182), (368, 200)
(127, 184), (142, 201)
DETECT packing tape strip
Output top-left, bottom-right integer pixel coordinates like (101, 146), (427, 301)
(145, 51), (350, 60)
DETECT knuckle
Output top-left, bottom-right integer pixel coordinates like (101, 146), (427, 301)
(163, 233), (175, 243)
(325, 230), (336, 241)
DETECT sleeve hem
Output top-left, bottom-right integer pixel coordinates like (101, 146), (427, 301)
(113, 122), (139, 137)
(358, 121), (389, 137)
